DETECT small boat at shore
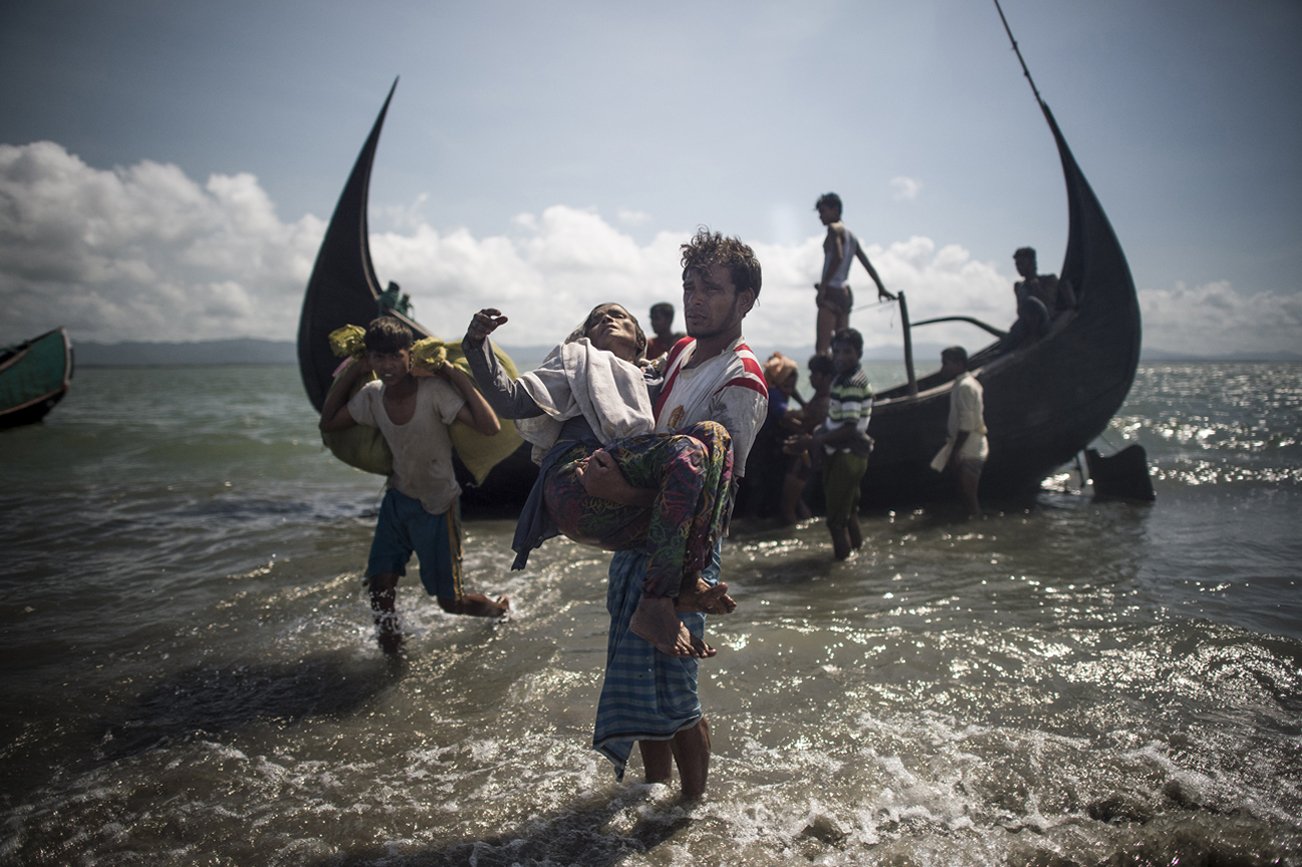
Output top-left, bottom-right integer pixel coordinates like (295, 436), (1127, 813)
(0, 327), (75, 429)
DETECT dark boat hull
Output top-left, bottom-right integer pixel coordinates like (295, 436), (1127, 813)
(299, 87), (1139, 516)
(863, 103), (1140, 508)
(0, 327), (74, 430)
(297, 84), (394, 414)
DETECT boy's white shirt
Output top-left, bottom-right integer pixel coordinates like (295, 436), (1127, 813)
(348, 377), (466, 514)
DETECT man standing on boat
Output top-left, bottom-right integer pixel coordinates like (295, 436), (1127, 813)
(813, 192), (894, 355)
(580, 228), (768, 800)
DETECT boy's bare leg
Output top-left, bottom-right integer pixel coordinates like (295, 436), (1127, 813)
(670, 717), (711, 801)
(368, 573), (402, 653)
(780, 472), (811, 524)
(368, 573), (398, 616)
(630, 596), (715, 658)
(639, 740), (673, 785)
(438, 593), (510, 618)
(830, 525), (851, 561)
(815, 307), (835, 356)
(960, 464), (982, 517)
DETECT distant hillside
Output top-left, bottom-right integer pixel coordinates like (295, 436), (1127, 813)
(1139, 347), (1301, 362)
(76, 339), (555, 368)
(77, 339), (297, 366)
(72, 337), (1301, 367)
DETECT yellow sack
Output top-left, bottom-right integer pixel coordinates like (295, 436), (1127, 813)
(320, 336), (523, 485)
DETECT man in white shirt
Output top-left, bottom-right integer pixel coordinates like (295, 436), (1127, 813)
(933, 345), (988, 517)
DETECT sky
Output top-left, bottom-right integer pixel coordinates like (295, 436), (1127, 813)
(1, 0), (1300, 360)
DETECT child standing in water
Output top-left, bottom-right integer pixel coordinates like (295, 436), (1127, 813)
(785, 328), (874, 559)
(319, 316), (509, 652)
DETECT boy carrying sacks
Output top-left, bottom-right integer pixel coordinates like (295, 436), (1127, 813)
(319, 316), (508, 652)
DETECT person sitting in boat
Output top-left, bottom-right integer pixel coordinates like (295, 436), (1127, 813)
(1007, 246), (1076, 346)
(462, 303), (735, 658)
(318, 315), (509, 652)
(377, 280), (413, 317)
(813, 192), (895, 355)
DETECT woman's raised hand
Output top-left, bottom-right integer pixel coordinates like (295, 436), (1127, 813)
(467, 308), (508, 342)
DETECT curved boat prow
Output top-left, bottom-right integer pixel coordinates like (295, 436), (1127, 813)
(1042, 100), (1142, 411)
(861, 11), (1144, 508)
(295, 81), (535, 513)
(297, 79), (398, 412)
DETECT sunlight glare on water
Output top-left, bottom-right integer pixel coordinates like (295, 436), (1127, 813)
(1, 363), (1299, 864)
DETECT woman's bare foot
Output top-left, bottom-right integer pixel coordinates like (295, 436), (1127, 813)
(630, 596), (715, 658)
(676, 576), (736, 615)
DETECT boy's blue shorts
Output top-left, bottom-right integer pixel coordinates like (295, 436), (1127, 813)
(366, 489), (463, 600)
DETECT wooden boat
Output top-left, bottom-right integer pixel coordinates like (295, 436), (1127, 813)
(296, 80), (537, 514)
(300, 43), (1142, 515)
(0, 327), (75, 429)
(860, 7), (1142, 508)
(863, 96), (1141, 507)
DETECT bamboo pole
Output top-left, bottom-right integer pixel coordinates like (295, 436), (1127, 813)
(898, 291), (918, 395)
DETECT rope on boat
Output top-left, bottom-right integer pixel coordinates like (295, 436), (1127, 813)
(993, 0), (1045, 107)
(855, 295), (900, 331)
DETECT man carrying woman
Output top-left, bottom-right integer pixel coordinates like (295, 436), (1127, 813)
(463, 301), (735, 658)
(580, 228), (768, 800)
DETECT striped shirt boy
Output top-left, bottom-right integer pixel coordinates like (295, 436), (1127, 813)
(822, 365), (872, 453)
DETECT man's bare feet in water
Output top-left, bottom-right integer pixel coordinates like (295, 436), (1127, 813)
(676, 575), (736, 615)
(630, 596), (716, 658)
(438, 593), (511, 618)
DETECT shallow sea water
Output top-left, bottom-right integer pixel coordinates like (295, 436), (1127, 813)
(1, 362), (1299, 865)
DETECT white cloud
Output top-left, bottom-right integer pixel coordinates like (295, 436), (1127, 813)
(1139, 280), (1301, 356)
(616, 208), (652, 227)
(890, 176), (921, 201)
(0, 141), (317, 344)
(1, 142), (1294, 361)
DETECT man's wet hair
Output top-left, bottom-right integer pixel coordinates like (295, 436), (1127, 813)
(681, 228), (762, 299)
(1013, 246), (1037, 260)
(831, 327), (864, 357)
(815, 192), (843, 214)
(942, 345), (969, 366)
(365, 316), (414, 353)
(812, 192), (843, 214)
(650, 301), (674, 317)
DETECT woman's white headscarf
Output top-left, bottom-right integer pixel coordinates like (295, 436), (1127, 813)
(514, 310), (654, 461)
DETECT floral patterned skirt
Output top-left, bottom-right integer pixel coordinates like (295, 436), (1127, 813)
(543, 421), (733, 597)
